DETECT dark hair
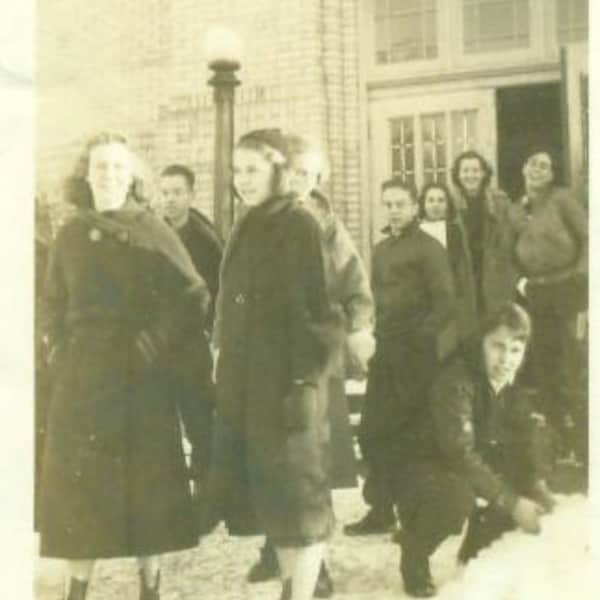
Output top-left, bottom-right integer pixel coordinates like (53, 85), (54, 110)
(481, 302), (532, 342)
(65, 131), (139, 209)
(522, 147), (560, 184)
(451, 150), (493, 193)
(418, 181), (456, 220)
(234, 128), (290, 198)
(381, 177), (417, 201)
(160, 164), (195, 189)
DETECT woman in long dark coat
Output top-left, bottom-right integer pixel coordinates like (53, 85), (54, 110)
(39, 132), (209, 600)
(210, 128), (343, 600)
(243, 134), (375, 596)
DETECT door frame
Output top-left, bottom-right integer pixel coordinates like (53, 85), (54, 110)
(367, 88), (496, 244)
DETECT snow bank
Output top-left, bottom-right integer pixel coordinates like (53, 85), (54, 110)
(435, 495), (590, 600)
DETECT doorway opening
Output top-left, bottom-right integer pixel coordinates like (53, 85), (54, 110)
(496, 83), (563, 200)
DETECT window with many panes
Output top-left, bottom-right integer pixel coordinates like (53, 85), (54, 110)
(391, 118), (416, 185)
(451, 110), (478, 155)
(390, 110), (480, 187)
(556, 0), (588, 45)
(375, 0), (438, 64)
(463, 0), (530, 54)
(421, 114), (447, 183)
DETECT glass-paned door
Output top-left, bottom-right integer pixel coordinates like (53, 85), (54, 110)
(369, 90), (495, 242)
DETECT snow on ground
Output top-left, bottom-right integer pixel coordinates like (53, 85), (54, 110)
(35, 489), (589, 599)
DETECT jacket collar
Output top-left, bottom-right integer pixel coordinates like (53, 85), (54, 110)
(221, 193), (295, 272)
(381, 219), (419, 239)
(301, 189), (336, 239)
(455, 187), (500, 221)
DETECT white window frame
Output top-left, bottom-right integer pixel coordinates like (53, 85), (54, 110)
(364, 0), (450, 81)
(368, 89), (496, 242)
(453, 0), (546, 68)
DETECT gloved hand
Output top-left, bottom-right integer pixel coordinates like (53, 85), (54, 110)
(346, 328), (376, 375)
(511, 497), (544, 534)
(283, 383), (318, 433)
(530, 480), (556, 513)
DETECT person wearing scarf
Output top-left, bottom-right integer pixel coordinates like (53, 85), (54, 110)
(39, 133), (209, 600)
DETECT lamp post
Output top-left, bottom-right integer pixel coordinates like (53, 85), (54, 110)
(205, 27), (242, 239)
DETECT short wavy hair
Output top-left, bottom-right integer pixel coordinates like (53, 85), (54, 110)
(65, 131), (145, 209)
(234, 128), (291, 197)
(381, 177), (417, 202)
(451, 150), (493, 193)
(160, 164), (195, 189)
(418, 181), (456, 220)
(481, 301), (532, 343)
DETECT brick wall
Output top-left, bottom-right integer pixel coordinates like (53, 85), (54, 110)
(36, 0), (365, 249)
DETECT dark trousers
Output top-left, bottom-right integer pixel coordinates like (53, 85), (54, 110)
(527, 278), (585, 437)
(359, 336), (436, 518)
(393, 462), (475, 556)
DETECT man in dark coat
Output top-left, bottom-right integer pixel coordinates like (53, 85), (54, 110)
(345, 178), (456, 536)
(389, 302), (554, 597)
(159, 164), (223, 486)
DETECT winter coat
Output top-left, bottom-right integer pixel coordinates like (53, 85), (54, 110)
(172, 207), (223, 325)
(510, 186), (588, 286)
(303, 190), (374, 488)
(39, 204), (209, 559)
(208, 194), (344, 545)
(426, 350), (553, 513)
(371, 220), (457, 359)
(169, 208), (224, 480)
(420, 208), (478, 345)
(359, 221), (456, 465)
(454, 187), (519, 317)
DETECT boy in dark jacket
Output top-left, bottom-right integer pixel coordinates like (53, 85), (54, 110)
(392, 302), (554, 597)
(159, 164), (224, 486)
(345, 178), (456, 536)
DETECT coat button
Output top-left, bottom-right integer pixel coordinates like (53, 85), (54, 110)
(89, 434), (96, 443)
(235, 293), (245, 305)
(75, 470), (82, 478)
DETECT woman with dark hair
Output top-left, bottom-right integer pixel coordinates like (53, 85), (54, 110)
(39, 132), (209, 600)
(418, 181), (478, 345)
(451, 150), (518, 317)
(209, 129), (343, 600)
(511, 149), (588, 451)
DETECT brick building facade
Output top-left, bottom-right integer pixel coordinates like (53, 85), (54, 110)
(37, 0), (365, 247)
(37, 0), (588, 259)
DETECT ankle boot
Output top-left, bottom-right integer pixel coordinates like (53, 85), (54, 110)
(65, 578), (88, 600)
(247, 539), (280, 582)
(280, 578), (292, 600)
(399, 532), (436, 598)
(139, 570), (161, 600)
